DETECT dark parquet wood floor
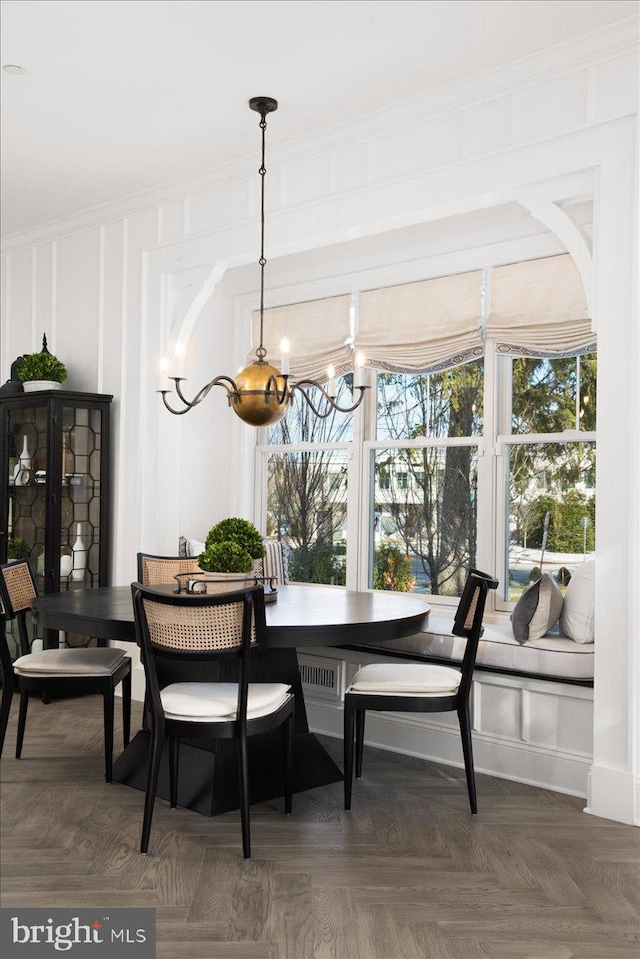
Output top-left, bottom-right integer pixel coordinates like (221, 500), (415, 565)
(1, 696), (638, 959)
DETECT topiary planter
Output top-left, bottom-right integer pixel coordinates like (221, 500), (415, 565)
(189, 571), (256, 594)
(23, 380), (63, 392)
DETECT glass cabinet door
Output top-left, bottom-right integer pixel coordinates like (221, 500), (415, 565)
(1, 390), (112, 652)
(60, 404), (105, 590)
(6, 402), (48, 592)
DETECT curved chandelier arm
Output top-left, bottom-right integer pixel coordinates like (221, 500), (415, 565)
(175, 375), (238, 407)
(292, 380), (369, 417)
(264, 373), (290, 404)
(160, 375), (239, 415)
(158, 391), (195, 415)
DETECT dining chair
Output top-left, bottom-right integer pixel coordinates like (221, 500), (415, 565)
(137, 552), (202, 588)
(343, 569), (499, 813)
(131, 582), (294, 858)
(0, 559), (131, 782)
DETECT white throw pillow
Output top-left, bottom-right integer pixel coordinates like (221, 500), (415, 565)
(188, 539), (206, 558)
(559, 560), (595, 644)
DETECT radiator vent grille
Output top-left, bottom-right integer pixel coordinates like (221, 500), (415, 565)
(298, 655), (343, 701)
(300, 663), (338, 690)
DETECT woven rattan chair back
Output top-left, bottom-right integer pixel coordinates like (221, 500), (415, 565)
(133, 583), (265, 659)
(0, 560), (37, 617)
(137, 553), (202, 588)
(141, 595), (252, 652)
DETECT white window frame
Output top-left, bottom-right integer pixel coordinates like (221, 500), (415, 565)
(492, 350), (597, 611)
(256, 349), (596, 617)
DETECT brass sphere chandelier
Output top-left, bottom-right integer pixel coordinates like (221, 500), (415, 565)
(159, 97), (369, 427)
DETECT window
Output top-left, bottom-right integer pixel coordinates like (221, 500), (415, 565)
(370, 361), (483, 597)
(255, 255), (596, 608)
(500, 354), (597, 604)
(263, 379), (353, 586)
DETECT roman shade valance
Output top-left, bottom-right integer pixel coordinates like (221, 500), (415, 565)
(355, 271), (484, 373)
(250, 254), (593, 382)
(251, 295), (352, 381)
(486, 254), (595, 356)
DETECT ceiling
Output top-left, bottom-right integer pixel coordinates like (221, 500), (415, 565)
(1, 0), (636, 238)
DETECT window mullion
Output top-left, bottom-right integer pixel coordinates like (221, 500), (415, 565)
(347, 367), (371, 590)
(476, 340), (496, 596)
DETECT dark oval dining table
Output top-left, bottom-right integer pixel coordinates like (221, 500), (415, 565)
(31, 583), (430, 815)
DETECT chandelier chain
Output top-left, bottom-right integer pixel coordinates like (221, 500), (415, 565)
(257, 109), (268, 361)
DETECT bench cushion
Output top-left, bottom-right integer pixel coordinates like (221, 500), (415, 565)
(372, 614), (594, 682)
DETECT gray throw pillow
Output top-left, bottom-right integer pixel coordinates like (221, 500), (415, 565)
(511, 574), (563, 644)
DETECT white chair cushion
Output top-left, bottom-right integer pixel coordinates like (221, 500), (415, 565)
(349, 663), (461, 695)
(160, 682), (291, 722)
(14, 647), (127, 677)
(560, 559), (595, 644)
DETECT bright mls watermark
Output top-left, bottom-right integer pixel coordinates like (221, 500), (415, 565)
(0, 909), (156, 956)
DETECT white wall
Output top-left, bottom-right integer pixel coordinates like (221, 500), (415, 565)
(1, 20), (638, 824)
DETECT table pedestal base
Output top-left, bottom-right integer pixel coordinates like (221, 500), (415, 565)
(111, 729), (343, 816)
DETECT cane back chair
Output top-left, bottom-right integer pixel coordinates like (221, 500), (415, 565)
(344, 569), (498, 813)
(0, 559), (131, 782)
(131, 582), (294, 858)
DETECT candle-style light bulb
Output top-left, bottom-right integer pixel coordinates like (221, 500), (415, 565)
(159, 356), (169, 390)
(174, 342), (186, 377)
(355, 352), (365, 388)
(280, 337), (290, 375)
(327, 364), (336, 398)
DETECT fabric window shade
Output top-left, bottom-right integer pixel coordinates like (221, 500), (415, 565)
(356, 271), (484, 373)
(251, 295), (352, 381)
(487, 254), (594, 356)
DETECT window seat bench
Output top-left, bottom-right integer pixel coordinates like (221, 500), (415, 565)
(344, 613), (593, 686)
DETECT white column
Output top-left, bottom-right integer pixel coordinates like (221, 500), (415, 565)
(587, 119), (639, 826)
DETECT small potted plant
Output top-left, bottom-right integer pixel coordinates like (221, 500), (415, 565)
(18, 335), (67, 392)
(7, 537), (31, 560)
(197, 517), (265, 591)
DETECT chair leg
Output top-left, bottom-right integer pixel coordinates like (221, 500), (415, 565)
(355, 708), (366, 779)
(237, 734), (251, 859)
(343, 696), (355, 810)
(283, 708), (294, 815)
(141, 717), (164, 854)
(457, 701), (477, 814)
(0, 677), (15, 760)
(169, 736), (180, 809)
(16, 690), (29, 759)
(103, 687), (115, 783)
(141, 687), (151, 732)
(122, 669), (131, 747)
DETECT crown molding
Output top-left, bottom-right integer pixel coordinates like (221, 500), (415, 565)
(1, 15), (637, 256)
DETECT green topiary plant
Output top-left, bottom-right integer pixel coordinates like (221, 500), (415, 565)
(7, 537), (31, 560)
(18, 351), (67, 384)
(198, 541), (254, 574)
(205, 517), (265, 560)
